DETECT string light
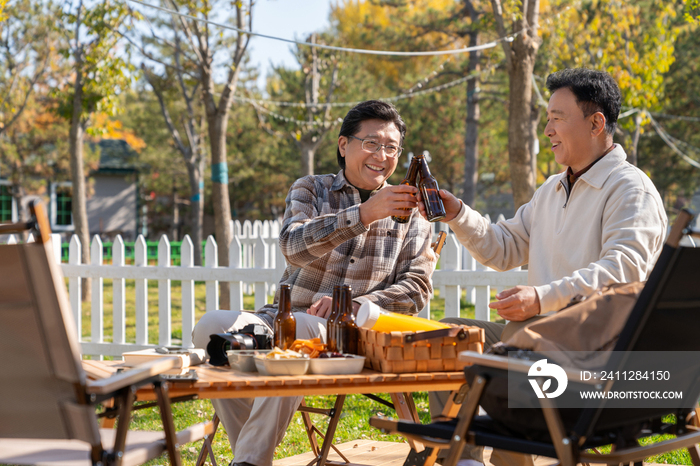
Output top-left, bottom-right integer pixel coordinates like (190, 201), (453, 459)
(126, 0), (532, 57)
(235, 61), (502, 110)
(647, 112), (700, 169)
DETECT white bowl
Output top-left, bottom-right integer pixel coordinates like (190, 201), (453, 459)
(227, 349), (272, 372)
(254, 355), (310, 376)
(309, 355), (366, 375)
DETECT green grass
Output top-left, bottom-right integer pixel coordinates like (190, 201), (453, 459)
(79, 281), (692, 465)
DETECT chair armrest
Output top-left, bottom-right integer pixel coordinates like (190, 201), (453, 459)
(86, 357), (180, 396)
(458, 351), (598, 385)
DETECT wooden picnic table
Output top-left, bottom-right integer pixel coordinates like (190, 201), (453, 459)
(83, 360), (469, 466)
(83, 360), (467, 401)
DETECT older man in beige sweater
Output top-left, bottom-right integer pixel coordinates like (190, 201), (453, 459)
(421, 68), (667, 466)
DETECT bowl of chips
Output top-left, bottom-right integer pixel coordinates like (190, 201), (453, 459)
(254, 348), (310, 376)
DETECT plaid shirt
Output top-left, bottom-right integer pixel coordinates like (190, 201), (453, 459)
(257, 170), (436, 321)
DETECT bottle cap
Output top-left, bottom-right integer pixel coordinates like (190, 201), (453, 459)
(356, 301), (381, 329)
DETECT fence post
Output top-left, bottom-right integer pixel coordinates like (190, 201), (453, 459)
(442, 234), (462, 319)
(229, 236), (244, 311)
(158, 235), (172, 347)
(135, 235), (148, 346)
(69, 235), (81, 339)
(254, 236), (268, 311)
(461, 246), (476, 305)
(242, 220), (253, 294)
(113, 236), (126, 346)
(91, 236), (104, 358)
(205, 236), (219, 312)
(273, 240), (286, 286)
(51, 233), (62, 264)
(181, 235), (195, 348)
(474, 264), (491, 322)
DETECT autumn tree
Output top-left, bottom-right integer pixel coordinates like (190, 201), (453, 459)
(55, 0), (133, 300)
(257, 33), (342, 176)
(0, 97), (70, 223)
(130, 0), (251, 303)
(490, 0), (540, 209)
(543, 0), (681, 166)
(131, 7), (211, 264)
(0, 0), (56, 137)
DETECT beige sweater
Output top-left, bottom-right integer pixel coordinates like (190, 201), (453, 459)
(448, 144), (668, 314)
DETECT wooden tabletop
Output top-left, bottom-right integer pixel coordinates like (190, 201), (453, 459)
(83, 360), (466, 401)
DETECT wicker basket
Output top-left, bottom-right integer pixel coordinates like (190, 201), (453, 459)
(358, 324), (484, 373)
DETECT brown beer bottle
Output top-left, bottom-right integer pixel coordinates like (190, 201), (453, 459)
(335, 285), (359, 355)
(325, 285), (342, 352)
(273, 284), (296, 350)
(391, 153), (422, 224)
(418, 156), (447, 222)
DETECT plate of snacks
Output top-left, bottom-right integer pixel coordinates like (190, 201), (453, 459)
(254, 347), (310, 376)
(308, 352), (366, 375)
(227, 349), (272, 372)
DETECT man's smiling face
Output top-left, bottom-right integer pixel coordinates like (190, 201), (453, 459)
(338, 119), (401, 190)
(545, 87), (596, 173)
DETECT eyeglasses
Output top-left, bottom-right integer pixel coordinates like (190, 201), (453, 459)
(347, 135), (403, 158)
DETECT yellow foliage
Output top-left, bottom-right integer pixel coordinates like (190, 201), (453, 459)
(91, 113), (147, 152)
(543, 0), (678, 111)
(331, 0), (460, 85)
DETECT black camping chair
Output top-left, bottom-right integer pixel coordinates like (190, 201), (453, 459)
(370, 209), (700, 466)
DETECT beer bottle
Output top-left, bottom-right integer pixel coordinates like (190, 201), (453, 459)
(335, 285), (359, 355)
(391, 153), (422, 224)
(273, 284), (296, 350)
(418, 156), (447, 222)
(325, 285), (342, 352)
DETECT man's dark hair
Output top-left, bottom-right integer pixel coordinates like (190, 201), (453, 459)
(546, 68), (622, 135)
(336, 100), (407, 168)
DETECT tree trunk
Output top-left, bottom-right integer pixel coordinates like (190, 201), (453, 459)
(461, 14), (480, 208)
(530, 93), (542, 179)
(69, 74), (91, 302)
(208, 115), (232, 306)
(300, 142), (315, 177)
(491, 0), (541, 210)
(186, 159), (204, 265)
(627, 113), (641, 166)
(507, 54), (538, 208)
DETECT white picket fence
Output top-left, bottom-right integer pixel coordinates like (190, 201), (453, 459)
(1, 217), (528, 357)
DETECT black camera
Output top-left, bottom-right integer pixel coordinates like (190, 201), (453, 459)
(206, 323), (273, 366)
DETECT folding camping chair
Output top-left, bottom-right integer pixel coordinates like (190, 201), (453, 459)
(370, 209), (700, 466)
(0, 201), (215, 466)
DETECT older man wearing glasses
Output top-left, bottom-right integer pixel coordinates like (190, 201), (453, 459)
(192, 100), (437, 466)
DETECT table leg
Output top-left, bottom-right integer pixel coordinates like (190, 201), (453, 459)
(411, 383), (469, 466)
(311, 395), (350, 466)
(100, 397), (116, 428)
(299, 399), (321, 457)
(390, 393), (423, 452)
(196, 413), (220, 466)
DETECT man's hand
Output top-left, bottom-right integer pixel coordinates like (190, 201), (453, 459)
(307, 296), (333, 318)
(307, 296), (361, 318)
(416, 189), (462, 222)
(488, 286), (541, 322)
(359, 185), (419, 226)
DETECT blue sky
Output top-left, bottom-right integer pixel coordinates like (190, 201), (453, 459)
(249, 0), (332, 87)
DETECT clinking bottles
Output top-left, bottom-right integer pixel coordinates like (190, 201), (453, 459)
(391, 154), (421, 224)
(326, 285), (342, 352)
(335, 285), (359, 355)
(273, 284), (296, 350)
(418, 154), (447, 222)
(356, 301), (450, 333)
